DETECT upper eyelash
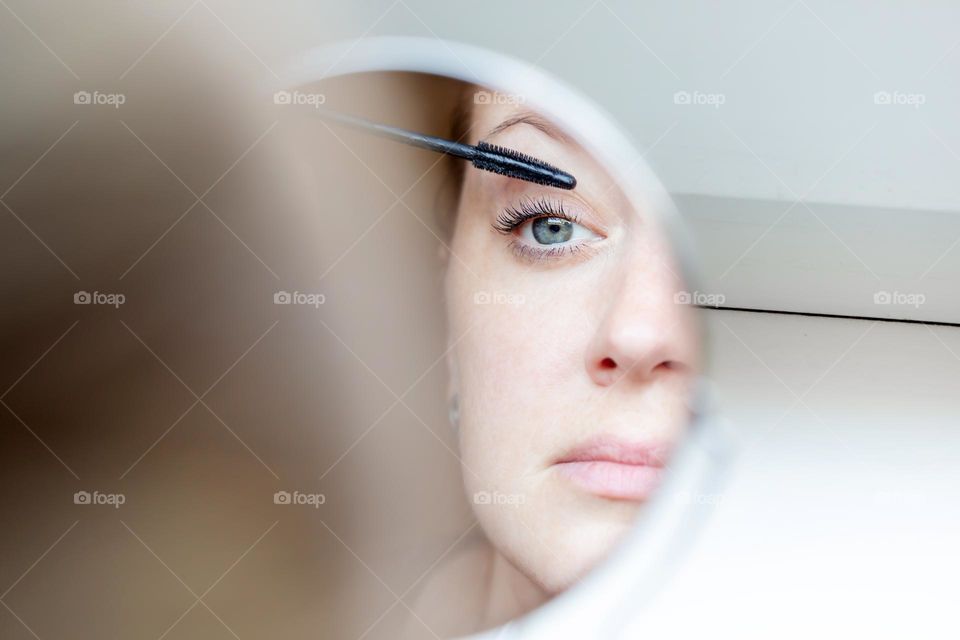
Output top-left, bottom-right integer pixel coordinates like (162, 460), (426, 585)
(492, 196), (580, 235)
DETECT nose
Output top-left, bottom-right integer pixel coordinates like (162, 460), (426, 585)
(585, 261), (693, 387)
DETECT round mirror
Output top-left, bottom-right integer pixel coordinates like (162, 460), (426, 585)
(278, 38), (723, 638)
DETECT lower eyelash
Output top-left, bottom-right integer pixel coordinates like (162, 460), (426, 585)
(506, 238), (597, 263)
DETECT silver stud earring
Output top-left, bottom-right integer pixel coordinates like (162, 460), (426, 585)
(448, 393), (460, 430)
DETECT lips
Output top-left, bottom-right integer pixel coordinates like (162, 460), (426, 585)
(552, 436), (671, 501)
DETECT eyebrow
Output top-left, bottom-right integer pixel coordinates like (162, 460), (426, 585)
(483, 112), (572, 144)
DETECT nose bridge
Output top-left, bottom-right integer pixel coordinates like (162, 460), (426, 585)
(586, 243), (686, 386)
(609, 235), (678, 325)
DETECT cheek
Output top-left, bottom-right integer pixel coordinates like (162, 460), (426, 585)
(454, 295), (596, 483)
(444, 205), (604, 480)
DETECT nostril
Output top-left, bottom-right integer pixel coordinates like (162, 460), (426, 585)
(600, 357), (617, 369)
(660, 360), (688, 373)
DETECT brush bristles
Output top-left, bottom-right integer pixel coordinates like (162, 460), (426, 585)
(474, 141), (563, 173)
(472, 140), (574, 188)
(472, 162), (556, 186)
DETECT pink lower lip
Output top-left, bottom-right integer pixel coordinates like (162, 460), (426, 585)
(554, 460), (664, 501)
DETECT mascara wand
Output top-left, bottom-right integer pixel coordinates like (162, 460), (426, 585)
(316, 109), (576, 190)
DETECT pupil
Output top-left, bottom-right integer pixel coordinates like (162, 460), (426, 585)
(532, 217), (573, 244)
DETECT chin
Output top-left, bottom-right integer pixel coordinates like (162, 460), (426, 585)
(524, 513), (638, 595)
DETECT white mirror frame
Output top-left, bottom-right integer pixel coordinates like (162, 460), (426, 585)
(282, 35), (734, 640)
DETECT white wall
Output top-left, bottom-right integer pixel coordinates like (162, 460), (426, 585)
(680, 194), (960, 324)
(629, 308), (960, 638)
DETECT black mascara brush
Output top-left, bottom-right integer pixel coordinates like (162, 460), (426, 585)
(317, 109), (577, 190)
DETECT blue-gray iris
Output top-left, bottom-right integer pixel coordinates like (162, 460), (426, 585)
(532, 217), (573, 244)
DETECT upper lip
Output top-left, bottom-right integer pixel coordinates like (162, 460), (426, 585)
(554, 435), (671, 468)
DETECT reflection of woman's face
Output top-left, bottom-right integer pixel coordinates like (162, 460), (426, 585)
(444, 96), (699, 595)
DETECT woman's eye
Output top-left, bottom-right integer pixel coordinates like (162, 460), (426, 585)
(521, 216), (596, 246)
